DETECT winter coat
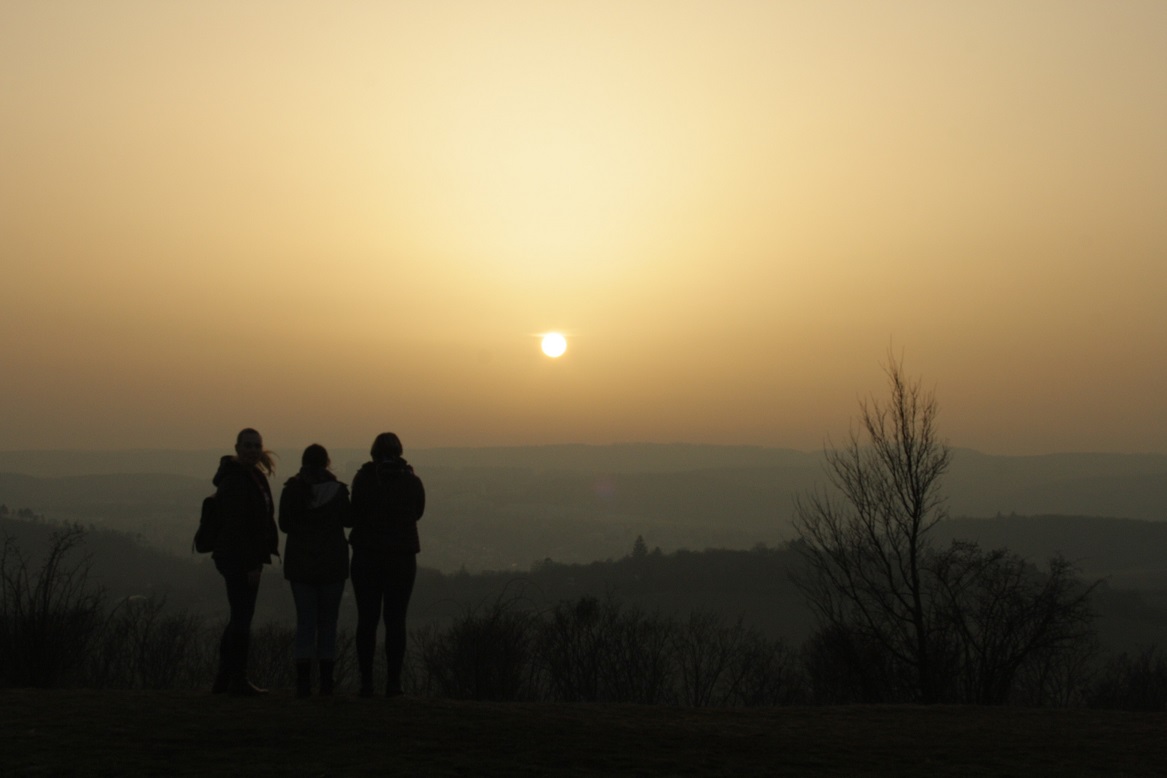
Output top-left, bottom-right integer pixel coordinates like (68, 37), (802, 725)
(211, 455), (279, 572)
(349, 456), (425, 556)
(278, 468), (352, 584)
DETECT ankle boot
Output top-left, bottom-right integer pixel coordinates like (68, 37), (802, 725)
(359, 671), (375, 698)
(228, 677), (269, 696)
(319, 659), (335, 696)
(295, 660), (312, 698)
(211, 667), (231, 694)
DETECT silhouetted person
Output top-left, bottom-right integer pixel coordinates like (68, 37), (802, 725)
(211, 428), (279, 695)
(350, 432), (426, 697)
(278, 443), (352, 697)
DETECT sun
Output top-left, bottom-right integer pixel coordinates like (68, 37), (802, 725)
(541, 332), (567, 358)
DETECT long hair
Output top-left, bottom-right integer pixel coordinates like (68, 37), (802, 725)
(236, 427), (277, 476)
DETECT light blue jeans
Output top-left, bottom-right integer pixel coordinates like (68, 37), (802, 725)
(290, 580), (346, 661)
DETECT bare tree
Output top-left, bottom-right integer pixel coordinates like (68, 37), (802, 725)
(929, 543), (1098, 704)
(792, 353), (951, 702)
(671, 611), (749, 707)
(792, 354), (1098, 705)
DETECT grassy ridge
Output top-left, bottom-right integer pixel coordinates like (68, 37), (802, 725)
(2, 690), (1164, 776)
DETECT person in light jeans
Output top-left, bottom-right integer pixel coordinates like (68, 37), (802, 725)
(278, 443), (352, 696)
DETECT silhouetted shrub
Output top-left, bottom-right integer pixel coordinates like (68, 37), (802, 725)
(672, 611), (744, 707)
(0, 525), (106, 688)
(671, 611), (805, 707)
(594, 601), (675, 705)
(1008, 631), (1100, 707)
(0, 524), (1109, 707)
(414, 594), (539, 701)
(533, 596), (803, 706)
(1085, 646), (1167, 711)
(245, 622), (296, 690)
(801, 623), (906, 704)
(89, 596), (210, 689)
(724, 629), (807, 706)
(537, 595), (607, 701)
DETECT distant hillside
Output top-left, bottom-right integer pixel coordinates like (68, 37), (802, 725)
(0, 444), (815, 478)
(0, 445), (1164, 570)
(0, 515), (222, 616)
(937, 515), (1167, 589)
(0, 472), (209, 555)
(943, 449), (1167, 521)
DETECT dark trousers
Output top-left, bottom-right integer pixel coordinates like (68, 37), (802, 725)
(351, 551), (416, 693)
(290, 580), (346, 661)
(216, 561), (260, 681)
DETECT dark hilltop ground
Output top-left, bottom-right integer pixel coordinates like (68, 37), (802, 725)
(2, 689), (1163, 777)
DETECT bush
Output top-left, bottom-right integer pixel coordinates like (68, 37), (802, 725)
(0, 524), (1104, 708)
(0, 525), (106, 687)
(89, 596), (210, 690)
(413, 594), (540, 701)
(1086, 646), (1167, 711)
(537, 595), (607, 702)
(593, 601), (675, 705)
(411, 592), (807, 706)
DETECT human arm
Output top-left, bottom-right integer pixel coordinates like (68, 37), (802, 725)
(278, 480), (305, 534)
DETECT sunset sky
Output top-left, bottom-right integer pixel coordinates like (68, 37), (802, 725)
(2, 1), (1165, 455)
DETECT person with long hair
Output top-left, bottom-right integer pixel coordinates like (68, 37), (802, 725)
(210, 427), (279, 695)
(278, 443), (351, 697)
(349, 432), (425, 697)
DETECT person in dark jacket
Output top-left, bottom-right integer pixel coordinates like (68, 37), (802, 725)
(211, 427), (279, 695)
(349, 432), (425, 697)
(278, 443), (352, 697)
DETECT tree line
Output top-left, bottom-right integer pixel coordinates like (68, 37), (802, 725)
(0, 520), (1164, 709)
(1, 355), (1162, 708)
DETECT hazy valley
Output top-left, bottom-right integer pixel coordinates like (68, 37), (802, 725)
(1, 444), (1164, 575)
(2, 444), (1165, 653)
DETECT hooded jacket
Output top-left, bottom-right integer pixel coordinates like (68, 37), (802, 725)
(349, 456), (425, 556)
(211, 455), (279, 572)
(278, 468), (352, 584)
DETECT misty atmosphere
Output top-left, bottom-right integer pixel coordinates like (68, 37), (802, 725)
(4, 438), (1167, 773)
(3, 442), (1166, 678)
(5, 0), (1167, 773)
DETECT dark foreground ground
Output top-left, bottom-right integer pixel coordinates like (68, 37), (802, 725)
(1, 689), (1163, 777)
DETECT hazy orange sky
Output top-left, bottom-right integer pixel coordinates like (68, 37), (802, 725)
(2, 1), (1165, 455)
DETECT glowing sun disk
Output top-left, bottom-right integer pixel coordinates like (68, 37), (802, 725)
(541, 332), (567, 358)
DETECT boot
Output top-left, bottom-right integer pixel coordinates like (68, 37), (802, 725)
(295, 660), (312, 698)
(211, 667), (231, 694)
(213, 631), (235, 694)
(319, 659), (335, 697)
(224, 631), (266, 695)
(386, 643), (404, 697)
(359, 670), (375, 698)
(228, 677), (269, 696)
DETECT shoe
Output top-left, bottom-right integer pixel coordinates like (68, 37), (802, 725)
(211, 673), (231, 694)
(295, 660), (312, 698)
(318, 660), (335, 697)
(229, 678), (269, 696)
